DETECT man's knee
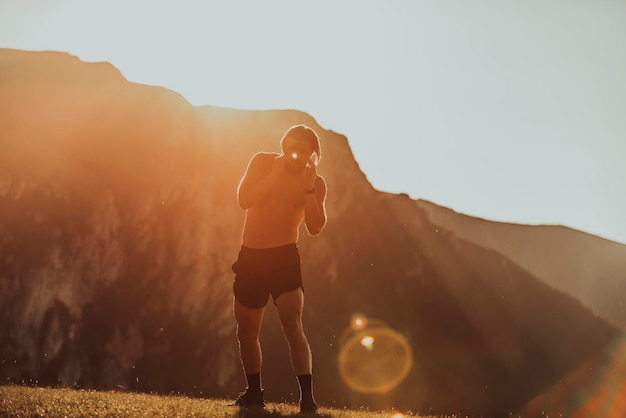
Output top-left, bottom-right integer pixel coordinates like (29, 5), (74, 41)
(280, 316), (304, 340)
(237, 325), (259, 343)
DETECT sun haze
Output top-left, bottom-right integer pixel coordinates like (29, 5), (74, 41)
(1, 0), (625, 243)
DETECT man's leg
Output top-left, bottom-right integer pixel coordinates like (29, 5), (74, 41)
(276, 288), (317, 412)
(276, 288), (311, 374)
(233, 298), (265, 405)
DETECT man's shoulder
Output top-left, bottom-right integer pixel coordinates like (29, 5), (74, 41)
(251, 151), (279, 161)
(249, 152), (278, 167)
(246, 152), (277, 173)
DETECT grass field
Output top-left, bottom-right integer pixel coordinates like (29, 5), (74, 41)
(0, 385), (457, 418)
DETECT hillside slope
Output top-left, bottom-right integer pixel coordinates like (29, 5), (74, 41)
(417, 200), (626, 330)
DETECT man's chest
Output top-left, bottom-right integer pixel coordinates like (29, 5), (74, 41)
(266, 175), (306, 208)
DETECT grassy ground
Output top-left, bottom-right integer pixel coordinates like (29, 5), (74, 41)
(0, 385), (456, 418)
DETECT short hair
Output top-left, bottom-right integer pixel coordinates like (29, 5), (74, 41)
(280, 124), (321, 164)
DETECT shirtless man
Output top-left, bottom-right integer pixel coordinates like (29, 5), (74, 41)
(232, 124), (327, 414)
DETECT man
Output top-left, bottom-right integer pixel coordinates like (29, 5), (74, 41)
(231, 124), (327, 414)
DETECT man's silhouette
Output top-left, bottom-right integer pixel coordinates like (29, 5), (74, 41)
(232, 125), (327, 414)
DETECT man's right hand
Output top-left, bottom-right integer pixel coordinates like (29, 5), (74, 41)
(270, 154), (288, 180)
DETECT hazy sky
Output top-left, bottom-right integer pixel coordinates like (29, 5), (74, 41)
(1, 1), (625, 244)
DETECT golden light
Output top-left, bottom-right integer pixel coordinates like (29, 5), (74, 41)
(360, 335), (375, 350)
(350, 313), (368, 330)
(338, 326), (413, 394)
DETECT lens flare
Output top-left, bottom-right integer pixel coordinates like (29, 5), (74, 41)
(291, 152), (298, 159)
(351, 313), (367, 330)
(360, 335), (375, 350)
(338, 324), (413, 394)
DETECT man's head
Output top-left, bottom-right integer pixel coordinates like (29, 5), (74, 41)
(280, 125), (321, 168)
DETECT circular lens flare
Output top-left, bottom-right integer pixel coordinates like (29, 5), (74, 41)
(338, 326), (413, 394)
(291, 152), (298, 159)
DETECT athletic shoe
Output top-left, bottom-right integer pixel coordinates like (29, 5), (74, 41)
(233, 389), (265, 408)
(299, 399), (318, 414)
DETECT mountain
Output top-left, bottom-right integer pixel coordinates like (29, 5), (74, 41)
(417, 200), (626, 330)
(0, 48), (622, 417)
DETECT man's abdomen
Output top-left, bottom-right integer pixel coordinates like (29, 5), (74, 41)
(242, 209), (303, 249)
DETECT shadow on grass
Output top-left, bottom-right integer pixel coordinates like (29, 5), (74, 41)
(232, 406), (331, 418)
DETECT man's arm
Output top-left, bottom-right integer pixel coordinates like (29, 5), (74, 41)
(237, 153), (276, 210)
(304, 176), (327, 235)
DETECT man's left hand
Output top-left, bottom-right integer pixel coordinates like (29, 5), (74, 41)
(303, 159), (316, 190)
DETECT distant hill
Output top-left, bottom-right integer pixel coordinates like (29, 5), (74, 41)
(0, 48), (622, 417)
(417, 200), (626, 330)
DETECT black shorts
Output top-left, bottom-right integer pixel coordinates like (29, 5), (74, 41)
(232, 243), (303, 308)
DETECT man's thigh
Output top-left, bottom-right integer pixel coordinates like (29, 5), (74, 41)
(234, 298), (265, 336)
(275, 288), (304, 323)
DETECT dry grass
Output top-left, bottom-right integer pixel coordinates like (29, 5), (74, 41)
(0, 385), (458, 418)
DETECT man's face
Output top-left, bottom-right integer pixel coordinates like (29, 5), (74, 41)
(283, 137), (315, 170)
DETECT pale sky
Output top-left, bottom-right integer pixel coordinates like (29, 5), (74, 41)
(2, 0), (625, 244)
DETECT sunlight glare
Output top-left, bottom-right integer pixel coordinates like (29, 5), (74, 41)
(351, 313), (367, 330)
(338, 317), (413, 394)
(360, 335), (375, 350)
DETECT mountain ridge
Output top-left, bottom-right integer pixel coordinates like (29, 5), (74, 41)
(417, 199), (626, 330)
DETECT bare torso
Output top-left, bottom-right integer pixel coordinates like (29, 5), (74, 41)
(242, 153), (308, 248)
